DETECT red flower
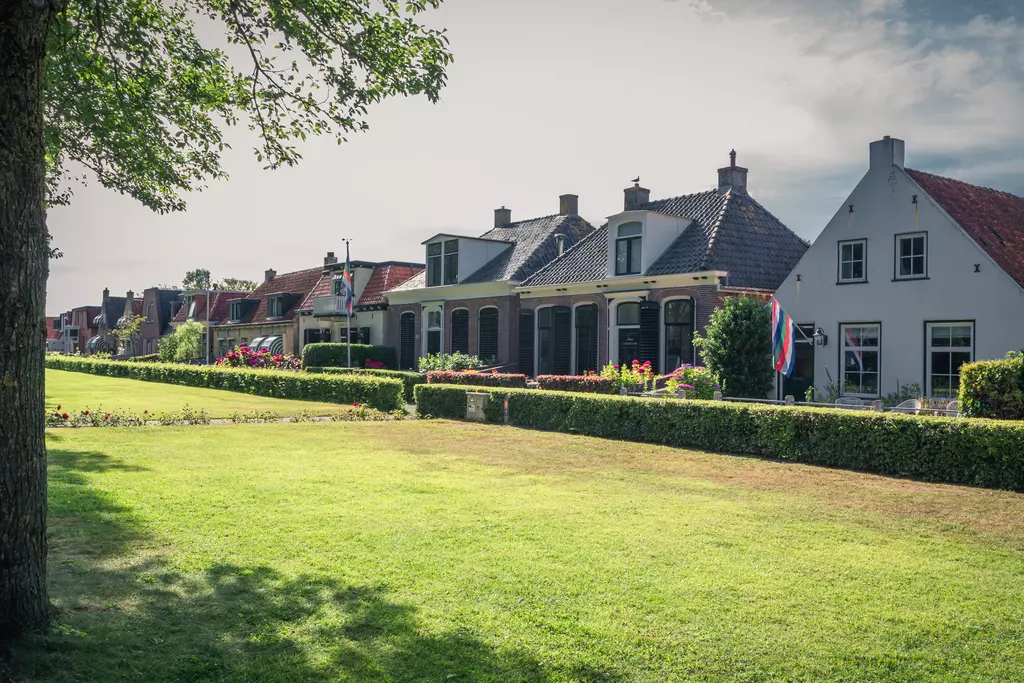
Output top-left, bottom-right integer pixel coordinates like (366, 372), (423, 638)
(56, 404), (61, 410)
(82, 410), (89, 415)
(61, 412), (69, 419)
(104, 413), (110, 421)
(143, 409), (148, 414)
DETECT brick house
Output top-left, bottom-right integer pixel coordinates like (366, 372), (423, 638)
(384, 195), (598, 370)
(170, 289), (252, 360)
(207, 268), (321, 358)
(66, 305), (100, 354)
(138, 287), (184, 356)
(297, 253), (422, 352)
(514, 152), (808, 376)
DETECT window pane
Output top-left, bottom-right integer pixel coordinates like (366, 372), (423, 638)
(427, 310), (441, 329)
(618, 222), (642, 237)
(629, 237), (642, 273)
(900, 238), (912, 258)
(852, 262), (863, 280)
(665, 300), (692, 323)
(860, 327), (879, 347)
(443, 253), (458, 284)
(427, 330), (441, 355)
(844, 350), (862, 371)
(844, 374), (860, 393)
(841, 262), (853, 280)
(932, 374), (950, 396)
(912, 236), (925, 255)
(932, 351), (950, 374)
(911, 255), (924, 275)
(951, 352), (972, 372)
(615, 239), (629, 274)
(899, 257), (912, 276)
(861, 350), (878, 373)
(852, 242), (863, 260)
(538, 307), (551, 328)
(575, 305), (597, 327)
(951, 326), (972, 347)
(444, 240), (459, 254)
(841, 243), (853, 261)
(931, 325), (950, 347)
(617, 302), (640, 326)
(843, 328), (860, 347)
(862, 373), (878, 395)
(427, 257), (442, 286)
(427, 243), (441, 256)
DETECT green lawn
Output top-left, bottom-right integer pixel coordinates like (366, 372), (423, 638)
(46, 369), (350, 417)
(12, 421), (1024, 681)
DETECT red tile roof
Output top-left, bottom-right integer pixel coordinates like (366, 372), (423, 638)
(299, 274), (332, 311)
(907, 168), (1024, 289)
(358, 263), (424, 307)
(223, 267), (323, 325)
(172, 291), (251, 325)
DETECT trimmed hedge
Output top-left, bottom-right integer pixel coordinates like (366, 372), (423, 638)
(47, 355), (404, 411)
(306, 367), (424, 403)
(414, 384), (1024, 490)
(301, 343), (397, 370)
(126, 354), (161, 363)
(960, 356), (1024, 420)
(425, 371), (528, 389)
(535, 375), (617, 394)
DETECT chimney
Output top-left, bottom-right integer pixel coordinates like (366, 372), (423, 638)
(555, 234), (567, 257)
(264, 268), (276, 283)
(126, 290), (134, 300)
(559, 194), (579, 216)
(869, 135), (905, 170)
(324, 251), (338, 267)
(494, 206), (512, 228)
(102, 287), (109, 302)
(624, 182), (650, 210)
(717, 149), (748, 195)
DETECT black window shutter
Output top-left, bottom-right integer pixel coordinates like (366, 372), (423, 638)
(451, 309), (469, 354)
(639, 302), (660, 374)
(552, 306), (572, 375)
(518, 310), (535, 377)
(399, 313), (416, 369)
(478, 308), (499, 363)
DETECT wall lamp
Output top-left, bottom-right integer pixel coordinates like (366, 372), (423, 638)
(812, 327), (828, 347)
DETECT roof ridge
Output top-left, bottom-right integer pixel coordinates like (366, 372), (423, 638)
(521, 223), (607, 285)
(636, 187), (720, 211)
(699, 190), (733, 266)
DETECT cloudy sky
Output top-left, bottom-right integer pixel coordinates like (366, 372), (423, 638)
(46, 0), (1023, 314)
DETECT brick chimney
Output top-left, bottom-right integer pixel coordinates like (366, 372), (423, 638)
(559, 194), (578, 216)
(324, 251), (338, 266)
(624, 183), (650, 210)
(869, 135), (905, 170)
(102, 287), (109, 302)
(126, 290), (134, 300)
(718, 149), (748, 195)
(264, 268), (276, 283)
(494, 206), (511, 228)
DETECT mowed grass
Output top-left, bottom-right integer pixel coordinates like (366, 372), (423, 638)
(46, 369), (350, 417)
(13, 421), (1024, 682)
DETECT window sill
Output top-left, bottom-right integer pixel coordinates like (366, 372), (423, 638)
(835, 280), (868, 286)
(892, 276), (929, 282)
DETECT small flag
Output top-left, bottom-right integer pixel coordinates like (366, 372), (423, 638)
(342, 243), (354, 317)
(771, 299), (795, 377)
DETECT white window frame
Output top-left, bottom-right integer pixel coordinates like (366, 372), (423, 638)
(926, 321), (974, 399)
(661, 297), (695, 373)
(611, 298), (643, 367)
(422, 305), (443, 357)
(840, 323), (881, 398)
(838, 239), (867, 284)
(895, 232), (927, 280)
(614, 222), (643, 276)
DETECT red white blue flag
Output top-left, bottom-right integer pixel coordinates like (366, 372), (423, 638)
(771, 299), (795, 377)
(342, 243), (354, 317)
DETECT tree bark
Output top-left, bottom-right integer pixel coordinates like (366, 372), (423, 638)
(0, 0), (53, 638)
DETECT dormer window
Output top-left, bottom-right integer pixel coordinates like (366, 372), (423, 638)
(615, 222), (642, 276)
(267, 296), (285, 318)
(229, 301), (243, 322)
(185, 295), (196, 319)
(426, 239), (459, 286)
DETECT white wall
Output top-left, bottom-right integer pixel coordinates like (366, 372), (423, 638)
(604, 212), (691, 277)
(775, 147), (1024, 398)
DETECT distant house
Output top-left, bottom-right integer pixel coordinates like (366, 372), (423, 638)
(139, 287), (184, 356)
(170, 288), (252, 360)
(44, 316), (62, 352)
(66, 305), (100, 354)
(512, 153), (808, 376)
(297, 253), (422, 351)
(384, 195), (597, 370)
(774, 136), (1024, 400)
(85, 288), (129, 353)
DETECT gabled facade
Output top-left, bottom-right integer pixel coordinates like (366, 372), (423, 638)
(774, 136), (1024, 400)
(67, 305), (100, 354)
(139, 287), (184, 356)
(171, 288), (252, 360)
(296, 253), (423, 351)
(514, 153), (808, 376)
(385, 194), (597, 369)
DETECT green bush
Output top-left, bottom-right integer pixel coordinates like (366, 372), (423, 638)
(47, 355), (404, 411)
(306, 367), (424, 403)
(425, 371), (527, 388)
(126, 354), (161, 363)
(693, 296), (773, 398)
(415, 385), (1024, 490)
(418, 352), (484, 372)
(535, 375), (617, 394)
(960, 356), (1024, 419)
(301, 343), (397, 369)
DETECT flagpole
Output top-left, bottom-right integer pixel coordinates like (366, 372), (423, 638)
(344, 239), (352, 369)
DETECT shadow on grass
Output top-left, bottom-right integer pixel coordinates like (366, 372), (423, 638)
(11, 444), (620, 683)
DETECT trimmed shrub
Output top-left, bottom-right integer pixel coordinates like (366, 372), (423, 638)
(414, 384), (1024, 491)
(301, 343), (397, 370)
(960, 355), (1024, 419)
(126, 354), (161, 363)
(46, 355), (404, 411)
(425, 371), (527, 389)
(306, 367), (424, 403)
(535, 375), (617, 394)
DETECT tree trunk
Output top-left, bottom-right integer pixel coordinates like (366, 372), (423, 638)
(0, 0), (53, 638)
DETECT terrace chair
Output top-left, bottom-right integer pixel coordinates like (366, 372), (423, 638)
(834, 397), (866, 410)
(890, 399), (922, 415)
(945, 399), (960, 418)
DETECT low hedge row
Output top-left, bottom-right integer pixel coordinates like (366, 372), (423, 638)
(425, 371), (528, 389)
(535, 375), (617, 394)
(301, 343), (397, 369)
(126, 354), (161, 363)
(960, 356), (1024, 419)
(414, 385), (1024, 490)
(47, 355), (405, 411)
(305, 367), (424, 403)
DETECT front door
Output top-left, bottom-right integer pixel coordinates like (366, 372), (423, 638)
(618, 328), (641, 368)
(782, 324), (815, 400)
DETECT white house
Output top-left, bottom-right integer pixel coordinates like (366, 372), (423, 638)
(774, 136), (1024, 401)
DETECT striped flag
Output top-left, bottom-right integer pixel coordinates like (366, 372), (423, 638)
(771, 299), (795, 377)
(342, 242), (354, 317)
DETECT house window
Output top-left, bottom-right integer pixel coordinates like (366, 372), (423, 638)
(574, 304), (599, 375)
(332, 277), (346, 296)
(616, 301), (641, 366)
(443, 240), (459, 285)
(268, 296), (284, 318)
(478, 307), (499, 364)
(664, 299), (694, 372)
(927, 322), (973, 398)
(895, 232), (927, 279)
(426, 243), (442, 286)
(615, 222), (642, 276)
(229, 301), (242, 322)
(218, 339), (228, 358)
(450, 309), (469, 354)
(145, 304), (154, 323)
(425, 307), (442, 356)
(537, 306), (571, 375)
(838, 239), (866, 283)
(185, 295), (196, 319)
(840, 324), (880, 397)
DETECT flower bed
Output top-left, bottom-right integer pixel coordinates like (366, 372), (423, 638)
(217, 345), (301, 371)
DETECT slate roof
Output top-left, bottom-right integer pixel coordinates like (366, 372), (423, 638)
(94, 297), (126, 327)
(522, 189), (808, 290)
(907, 168), (1024, 289)
(393, 214), (596, 291)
